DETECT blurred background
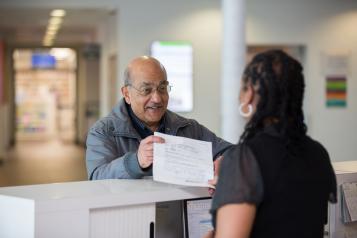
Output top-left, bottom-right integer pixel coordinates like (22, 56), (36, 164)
(0, 0), (356, 186)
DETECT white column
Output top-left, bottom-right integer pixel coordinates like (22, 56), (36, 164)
(221, 0), (246, 143)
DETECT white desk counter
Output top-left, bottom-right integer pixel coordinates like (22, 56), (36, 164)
(0, 179), (209, 238)
(329, 161), (357, 238)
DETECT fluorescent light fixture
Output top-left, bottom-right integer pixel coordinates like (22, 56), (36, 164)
(43, 42), (53, 47)
(47, 25), (60, 31)
(43, 36), (53, 41)
(43, 39), (54, 45)
(51, 9), (66, 17)
(44, 34), (54, 40)
(41, 9), (66, 46)
(49, 17), (63, 25)
(46, 30), (57, 36)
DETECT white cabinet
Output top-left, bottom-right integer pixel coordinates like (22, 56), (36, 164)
(0, 179), (209, 238)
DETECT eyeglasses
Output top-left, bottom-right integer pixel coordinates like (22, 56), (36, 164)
(127, 82), (172, 96)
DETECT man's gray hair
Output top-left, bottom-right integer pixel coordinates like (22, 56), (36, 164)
(123, 68), (131, 86)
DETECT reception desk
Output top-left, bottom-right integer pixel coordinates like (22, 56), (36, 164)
(0, 179), (209, 238)
(329, 161), (357, 238)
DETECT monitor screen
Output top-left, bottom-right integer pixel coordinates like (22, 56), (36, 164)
(31, 53), (56, 69)
(183, 197), (213, 238)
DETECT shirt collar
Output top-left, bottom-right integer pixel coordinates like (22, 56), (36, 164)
(125, 102), (166, 139)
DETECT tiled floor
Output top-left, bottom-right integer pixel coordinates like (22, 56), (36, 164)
(0, 139), (87, 187)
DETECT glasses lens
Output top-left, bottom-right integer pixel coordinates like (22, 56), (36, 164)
(156, 84), (166, 93)
(131, 82), (171, 96)
(141, 87), (153, 96)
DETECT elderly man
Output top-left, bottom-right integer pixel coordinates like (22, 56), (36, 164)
(86, 56), (231, 180)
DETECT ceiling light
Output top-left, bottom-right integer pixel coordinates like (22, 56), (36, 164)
(43, 41), (53, 47)
(50, 48), (72, 60)
(46, 29), (57, 36)
(44, 34), (55, 39)
(47, 25), (60, 31)
(43, 38), (54, 44)
(51, 9), (66, 17)
(49, 17), (63, 25)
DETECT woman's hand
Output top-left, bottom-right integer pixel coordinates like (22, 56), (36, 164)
(208, 156), (223, 196)
(202, 230), (214, 238)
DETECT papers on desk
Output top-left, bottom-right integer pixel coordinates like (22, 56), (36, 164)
(153, 132), (213, 187)
(341, 183), (357, 223)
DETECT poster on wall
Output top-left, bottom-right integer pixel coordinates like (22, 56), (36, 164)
(151, 41), (193, 112)
(326, 76), (347, 107)
(322, 52), (350, 108)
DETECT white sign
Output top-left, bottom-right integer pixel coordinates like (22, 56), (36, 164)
(151, 41), (193, 112)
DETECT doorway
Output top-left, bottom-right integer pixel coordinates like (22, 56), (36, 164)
(13, 48), (77, 143)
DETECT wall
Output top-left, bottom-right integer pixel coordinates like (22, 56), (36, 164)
(0, 104), (9, 160)
(0, 0), (356, 162)
(97, 9), (118, 116)
(247, 0), (357, 161)
(117, 0), (222, 135)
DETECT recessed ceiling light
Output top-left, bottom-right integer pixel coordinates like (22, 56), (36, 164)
(51, 9), (66, 18)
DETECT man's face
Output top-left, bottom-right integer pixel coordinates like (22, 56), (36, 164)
(123, 63), (169, 129)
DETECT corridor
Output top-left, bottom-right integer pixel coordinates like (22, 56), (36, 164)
(0, 140), (87, 187)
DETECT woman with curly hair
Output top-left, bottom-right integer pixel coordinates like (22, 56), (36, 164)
(206, 50), (336, 238)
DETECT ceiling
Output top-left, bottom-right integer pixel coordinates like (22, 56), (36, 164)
(0, 7), (114, 46)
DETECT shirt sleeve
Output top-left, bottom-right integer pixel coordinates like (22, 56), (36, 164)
(210, 143), (264, 226)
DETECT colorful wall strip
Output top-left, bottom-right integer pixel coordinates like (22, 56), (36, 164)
(326, 75), (347, 107)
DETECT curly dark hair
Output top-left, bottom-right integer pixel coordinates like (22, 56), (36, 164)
(239, 50), (307, 146)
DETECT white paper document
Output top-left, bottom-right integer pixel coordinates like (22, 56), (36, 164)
(153, 132), (213, 187)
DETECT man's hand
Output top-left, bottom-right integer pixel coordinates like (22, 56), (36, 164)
(208, 155), (223, 196)
(137, 135), (165, 169)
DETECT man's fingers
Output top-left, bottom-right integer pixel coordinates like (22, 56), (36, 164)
(143, 135), (165, 144)
(139, 155), (153, 168)
(138, 135), (165, 169)
(143, 150), (153, 158)
(144, 155), (153, 161)
(144, 146), (154, 152)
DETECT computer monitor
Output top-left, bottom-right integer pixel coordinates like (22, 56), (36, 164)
(183, 197), (213, 238)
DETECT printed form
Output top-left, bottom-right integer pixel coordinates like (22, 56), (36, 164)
(153, 132), (213, 187)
